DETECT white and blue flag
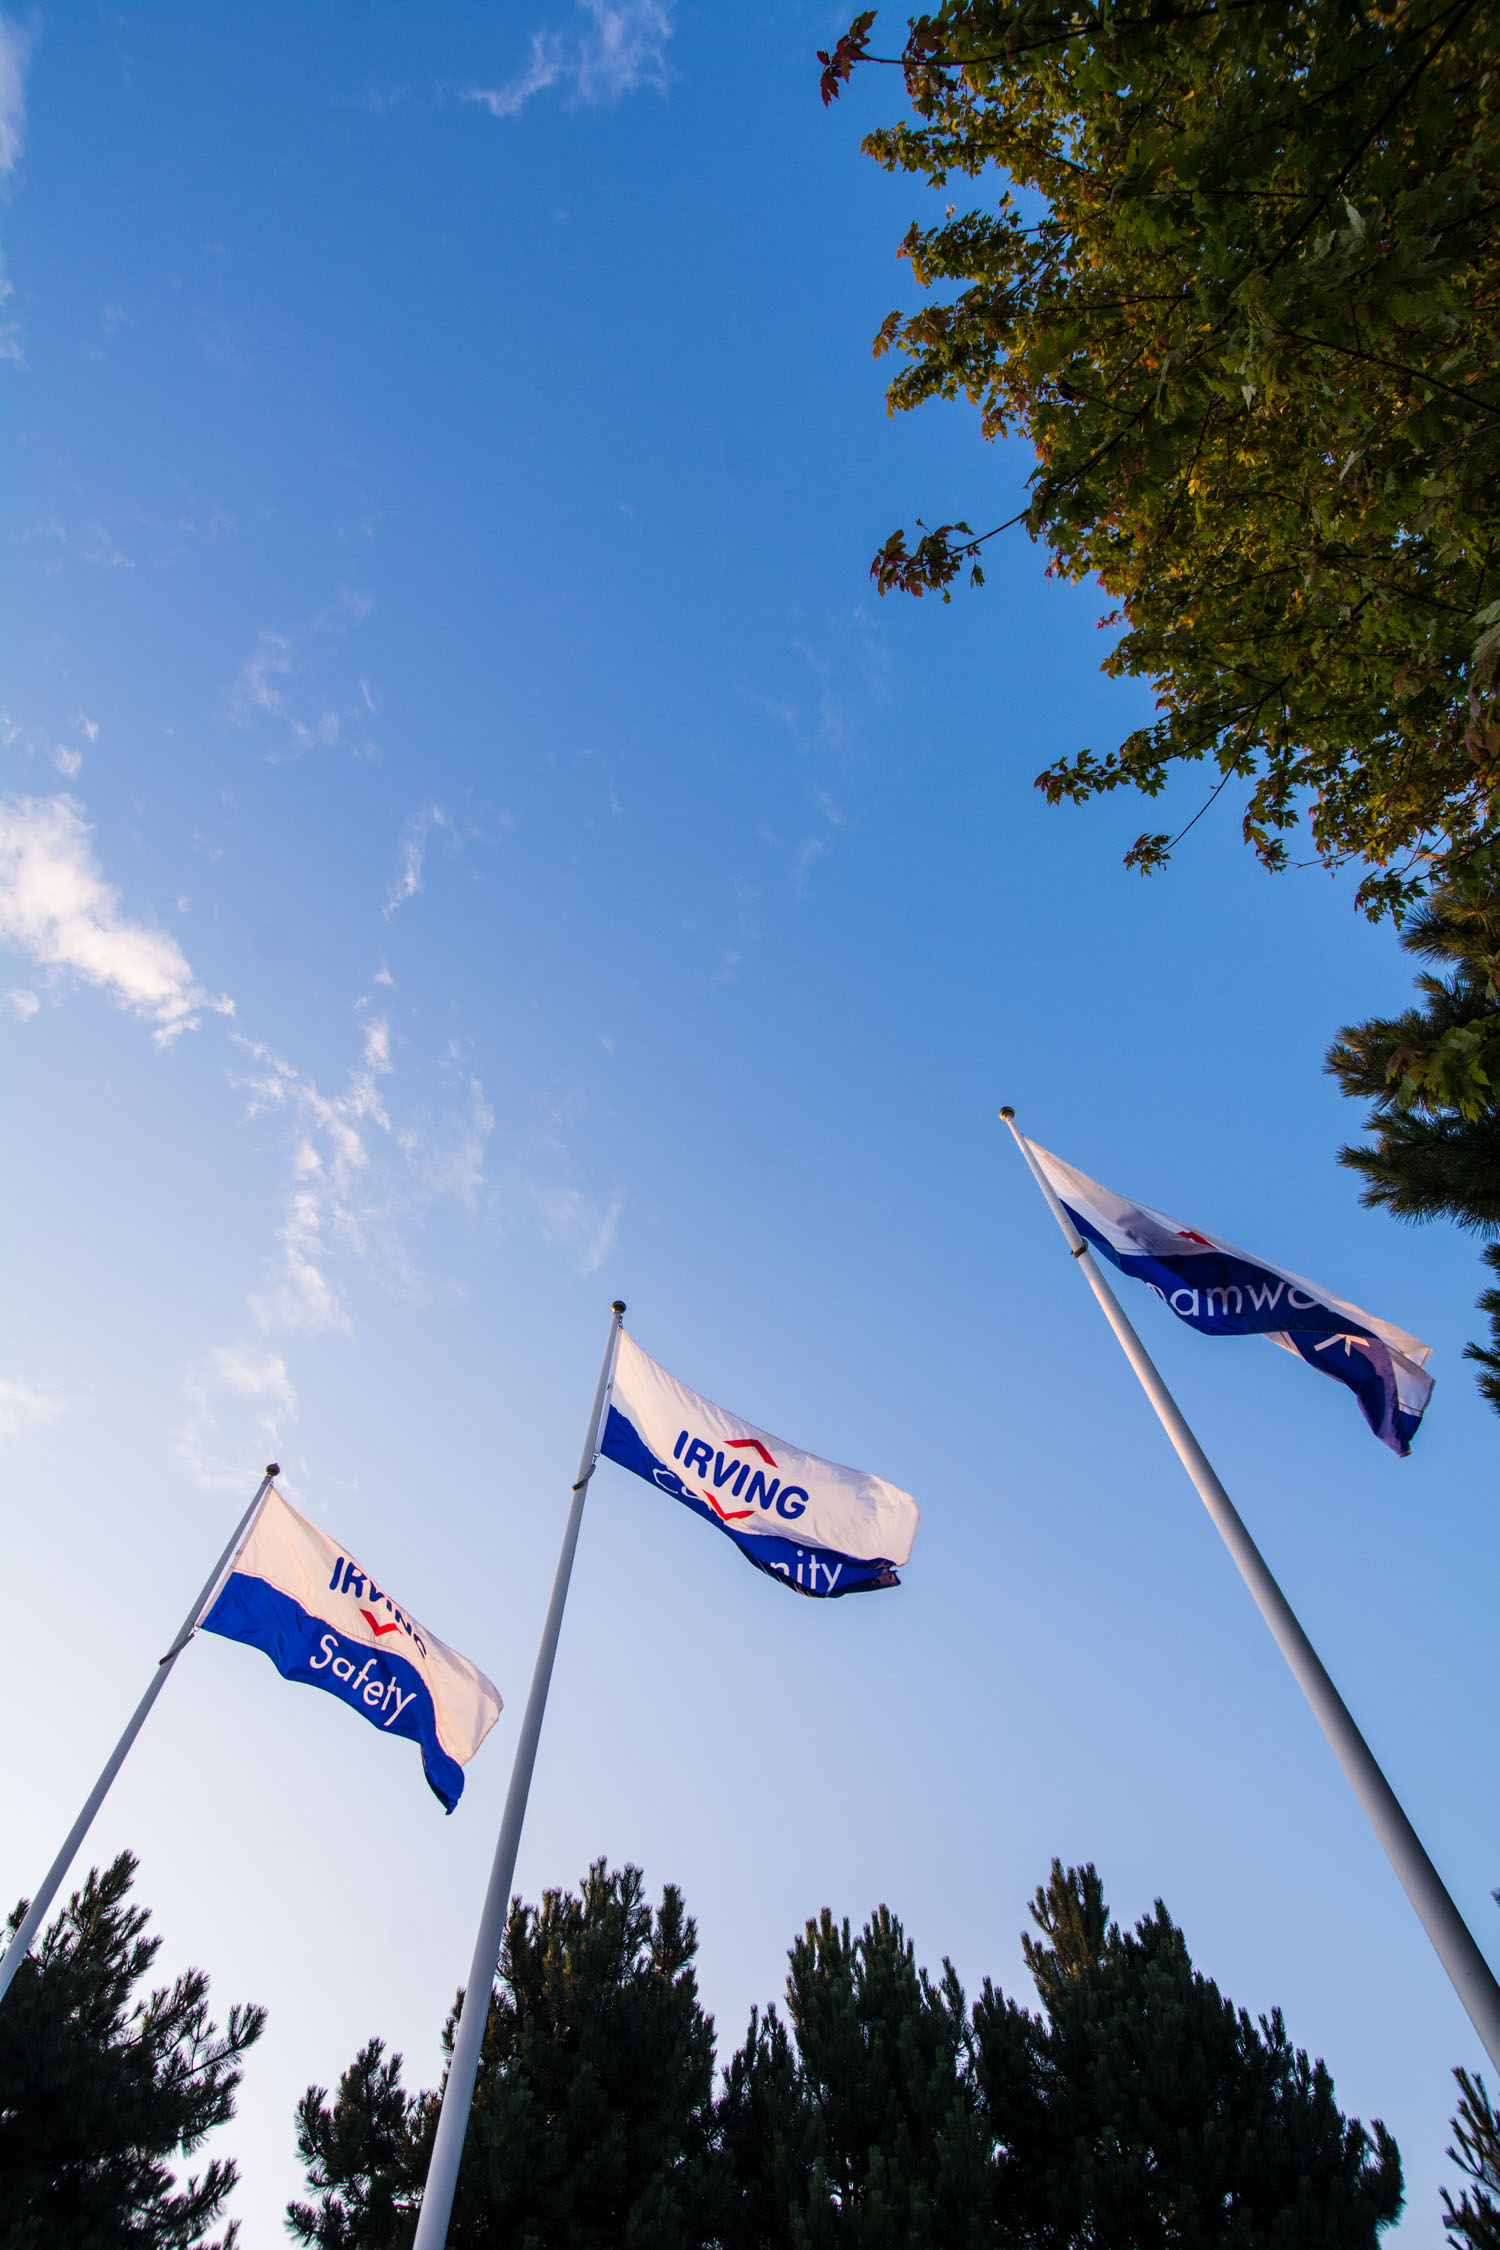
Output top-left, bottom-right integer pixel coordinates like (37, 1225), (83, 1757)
(202, 1489), (502, 1810)
(601, 1330), (918, 1597)
(1029, 1141), (1434, 1456)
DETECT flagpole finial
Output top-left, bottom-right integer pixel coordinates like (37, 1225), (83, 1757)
(265, 1462), (280, 1477)
(611, 1300), (626, 1316)
(998, 1105), (1015, 1121)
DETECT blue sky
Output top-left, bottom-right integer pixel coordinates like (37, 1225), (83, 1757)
(2, 3), (1495, 2237)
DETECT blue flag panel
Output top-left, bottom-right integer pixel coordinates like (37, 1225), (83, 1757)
(204, 1572), (468, 1810)
(1028, 1139), (1434, 1457)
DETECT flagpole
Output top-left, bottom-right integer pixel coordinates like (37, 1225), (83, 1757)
(1001, 1109), (1500, 2068)
(411, 1301), (627, 2250)
(0, 1462), (281, 2008)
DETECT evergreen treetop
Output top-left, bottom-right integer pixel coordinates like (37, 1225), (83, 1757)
(1327, 874), (1500, 1407)
(288, 1860), (723, 2250)
(0, 1852), (264, 2250)
(291, 1855), (1403, 2249)
(1444, 2067), (1500, 2250)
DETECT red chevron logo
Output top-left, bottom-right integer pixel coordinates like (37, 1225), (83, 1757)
(702, 1489), (754, 1523)
(724, 1437), (777, 1466)
(360, 1609), (402, 1637)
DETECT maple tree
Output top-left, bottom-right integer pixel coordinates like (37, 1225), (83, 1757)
(821, 1), (1500, 916)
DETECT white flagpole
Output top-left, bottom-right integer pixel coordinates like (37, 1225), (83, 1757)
(411, 1301), (627, 2250)
(1001, 1108), (1500, 2069)
(0, 1462), (281, 2008)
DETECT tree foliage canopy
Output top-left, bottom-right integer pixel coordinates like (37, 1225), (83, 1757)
(289, 1860), (722, 2250)
(0, 1852), (264, 2250)
(823, 0), (1500, 916)
(720, 1901), (993, 2248)
(1445, 2067), (1500, 2250)
(974, 1861), (1403, 2247)
(293, 1856), (1402, 2249)
(1327, 874), (1500, 1403)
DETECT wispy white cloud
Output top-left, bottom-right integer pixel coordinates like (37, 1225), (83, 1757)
(233, 1010), (497, 1337)
(0, 1374), (66, 1445)
(385, 804), (449, 918)
(174, 1021), (499, 1482)
(214, 1345), (299, 1418)
(0, 10), (34, 364)
(176, 1347), (297, 1490)
(463, 0), (672, 120)
(794, 835), (832, 897)
(233, 632), (293, 720)
(0, 775), (504, 1478)
(0, 794), (233, 1042)
(312, 589), (375, 635)
(229, 592), (379, 760)
(232, 633), (340, 749)
(529, 1181), (622, 1274)
(0, 281), (22, 366)
(237, 1014), (396, 1335)
(79, 523), (134, 569)
(741, 688), (800, 730)
(399, 1077), (495, 1206)
(0, 10), (33, 178)
(350, 83), (411, 118)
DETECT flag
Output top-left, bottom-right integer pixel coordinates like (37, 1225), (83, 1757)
(1028, 1141), (1434, 1456)
(202, 1489), (502, 1810)
(600, 1330), (918, 1596)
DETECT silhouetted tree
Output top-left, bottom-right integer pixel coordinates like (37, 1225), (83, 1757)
(1328, 877), (1500, 1409)
(973, 1860), (1404, 2248)
(720, 1903), (994, 2249)
(294, 1855), (1401, 2249)
(0, 1852), (264, 2250)
(1444, 2068), (1500, 2250)
(290, 2039), (418, 2250)
(289, 1860), (721, 2250)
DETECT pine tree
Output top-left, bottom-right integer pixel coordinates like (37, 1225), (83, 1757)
(293, 1855), (1401, 2249)
(0, 1852), (265, 2250)
(973, 1860), (1404, 2248)
(289, 2040), (420, 2250)
(1326, 878), (1500, 1410)
(720, 1903), (996, 2249)
(288, 1860), (722, 2250)
(717, 2003), (814, 2250)
(1444, 2069), (1500, 2250)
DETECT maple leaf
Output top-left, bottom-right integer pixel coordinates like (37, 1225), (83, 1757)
(817, 10), (876, 105)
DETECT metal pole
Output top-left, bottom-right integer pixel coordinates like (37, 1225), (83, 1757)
(411, 1303), (627, 2250)
(0, 1463), (281, 2007)
(1000, 1108), (1500, 2067)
